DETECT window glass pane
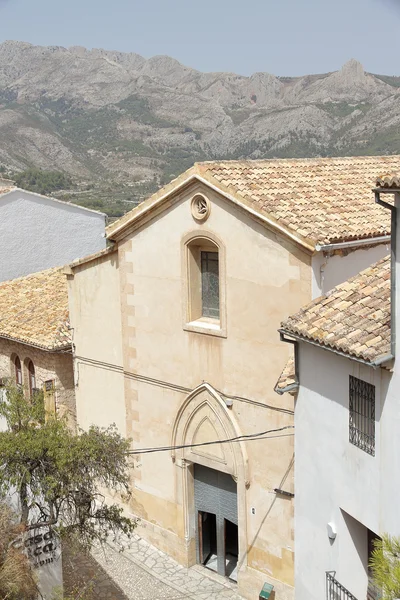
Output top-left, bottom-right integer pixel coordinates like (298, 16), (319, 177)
(201, 251), (219, 319)
(28, 361), (36, 397)
(15, 356), (22, 386)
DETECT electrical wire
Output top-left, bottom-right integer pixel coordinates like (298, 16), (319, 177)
(126, 425), (294, 455)
(74, 355), (294, 415)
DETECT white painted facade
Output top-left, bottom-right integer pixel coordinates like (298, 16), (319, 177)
(293, 193), (400, 600)
(311, 242), (390, 298)
(294, 343), (390, 600)
(0, 189), (106, 281)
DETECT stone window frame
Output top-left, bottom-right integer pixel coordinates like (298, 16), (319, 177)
(181, 231), (227, 338)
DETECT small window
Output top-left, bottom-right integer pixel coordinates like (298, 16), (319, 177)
(201, 251), (220, 319)
(27, 360), (36, 398)
(349, 376), (375, 455)
(183, 232), (226, 337)
(14, 356), (22, 386)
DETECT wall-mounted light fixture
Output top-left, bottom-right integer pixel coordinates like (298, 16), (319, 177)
(327, 522), (337, 541)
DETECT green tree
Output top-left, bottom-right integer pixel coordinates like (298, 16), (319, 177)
(14, 168), (73, 195)
(0, 384), (136, 551)
(370, 534), (400, 599)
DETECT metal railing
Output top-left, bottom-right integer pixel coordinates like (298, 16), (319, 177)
(326, 572), (358, 600)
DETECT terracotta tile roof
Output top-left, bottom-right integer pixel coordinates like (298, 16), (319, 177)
(280, 256), (391, 364)
(274, 357), (298, 395)
(376, 174), (400, 189)
(107, 156), (400, 247)
(0, 267), (71, 351)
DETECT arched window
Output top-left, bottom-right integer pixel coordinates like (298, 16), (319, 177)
(182, 231), (226, 337)
(14, 356), (22, 386)
(27, 360), (36, 398)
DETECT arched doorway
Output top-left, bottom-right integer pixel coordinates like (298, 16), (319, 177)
(171, 383), (249, 582)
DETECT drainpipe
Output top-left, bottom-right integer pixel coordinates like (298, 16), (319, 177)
(374, 189), (397, 362)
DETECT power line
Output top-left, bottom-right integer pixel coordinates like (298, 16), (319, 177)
(126, 425), (294, 455)
(74, 355), (294, 415)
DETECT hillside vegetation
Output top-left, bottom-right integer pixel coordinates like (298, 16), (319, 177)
(0, 42), (400, 214)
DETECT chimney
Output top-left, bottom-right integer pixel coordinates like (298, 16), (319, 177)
(375, 175), (400, 364)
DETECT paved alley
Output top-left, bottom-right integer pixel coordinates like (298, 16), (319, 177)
(90, 532), (244, 600)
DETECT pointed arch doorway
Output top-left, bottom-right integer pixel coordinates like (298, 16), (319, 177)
(195, 464), (238, 580)
(171, 383), (249, 582)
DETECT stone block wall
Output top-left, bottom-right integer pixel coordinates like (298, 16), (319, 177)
(0, 338), (76, 426)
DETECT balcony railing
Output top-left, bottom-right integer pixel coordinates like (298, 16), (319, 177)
(326, 572), (358, 600)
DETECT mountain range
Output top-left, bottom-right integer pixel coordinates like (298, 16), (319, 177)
(1, 40), (400, 214)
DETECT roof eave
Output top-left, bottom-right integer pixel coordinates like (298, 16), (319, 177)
(0, 188), (107, 217)
(67, 245), (117, 272)
(0, 332), (72, 353)
(278, 328), (387, 368)
(107, 170), (316, 253)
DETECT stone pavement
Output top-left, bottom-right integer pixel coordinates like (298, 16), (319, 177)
(90, 533), (245, 600)
(63, 542), (130, 600)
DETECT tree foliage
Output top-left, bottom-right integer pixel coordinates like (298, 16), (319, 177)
(0, 384), (136, 551)
(14, 168), (73, 195)
(370, 534), (400, 599)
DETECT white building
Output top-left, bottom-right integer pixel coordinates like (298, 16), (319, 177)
(278, 175), (400, 600)
(0, 185), (106, 281)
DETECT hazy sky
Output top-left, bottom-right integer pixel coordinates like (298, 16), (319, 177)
(0, 0), (399, 77)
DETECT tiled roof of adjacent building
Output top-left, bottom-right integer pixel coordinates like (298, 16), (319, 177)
(0, 267), (71, 351)
(280, 256), (390, 364)
(376, 174), (400, 189)
(274, 357), (298, 395)
(107, 156), (399, 248)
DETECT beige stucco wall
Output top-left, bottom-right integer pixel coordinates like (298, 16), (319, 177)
(114, 182), (311, 600)
(0, 338), (75, 425)
(67, 251), (126, 436)
(69, 181), (312, 600)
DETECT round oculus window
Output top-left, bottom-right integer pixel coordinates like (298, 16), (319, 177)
(190, 193), (211, 222)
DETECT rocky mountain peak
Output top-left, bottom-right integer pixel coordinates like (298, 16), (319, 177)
(0, 41), (399, 216)
(340, 58), (365, 80)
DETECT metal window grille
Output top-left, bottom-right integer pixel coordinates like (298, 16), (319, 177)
(349, 376), (375, 456)
(201, 251), (220, 319)
(326, 572), (358, 600)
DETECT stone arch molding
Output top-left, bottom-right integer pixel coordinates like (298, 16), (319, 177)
(172, 383), (250, 486)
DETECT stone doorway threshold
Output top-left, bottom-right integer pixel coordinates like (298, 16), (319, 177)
(204, 552), (238, 582)
(90, 533), (244, 600)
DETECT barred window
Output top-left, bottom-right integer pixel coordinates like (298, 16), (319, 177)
(349, 376), (375, 456)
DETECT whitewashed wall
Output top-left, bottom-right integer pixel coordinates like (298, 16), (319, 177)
(294, 342), (396, 600)
(311, 243), (389, 298)
(0, 190), (106, 281)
